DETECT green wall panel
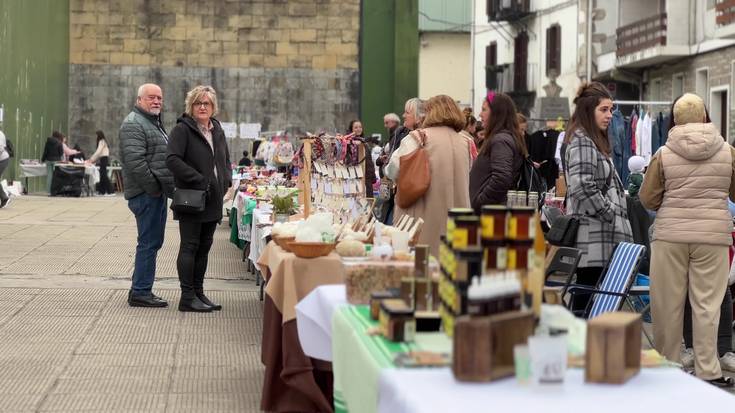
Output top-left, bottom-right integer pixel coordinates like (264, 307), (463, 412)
(360, 0), (418, 143)
(0, 0), (69, 192)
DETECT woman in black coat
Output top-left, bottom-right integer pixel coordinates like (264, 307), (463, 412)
(166, 85), (231, 312)
(469, 93), (527, 211)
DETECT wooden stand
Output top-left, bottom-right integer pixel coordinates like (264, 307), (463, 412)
(452, 310), (535, 382)
(298, 138), (366, 221)
(585, 312), (642, 384)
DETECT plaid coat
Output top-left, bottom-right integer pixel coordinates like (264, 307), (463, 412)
(565, 129), (633, 267)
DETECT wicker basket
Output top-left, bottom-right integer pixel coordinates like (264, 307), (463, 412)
(273, 236), (295, 252)
(287, 242), (336, 258)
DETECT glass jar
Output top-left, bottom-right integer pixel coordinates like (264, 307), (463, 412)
(507, 239), (534, 270)
(447, 208), (476, 244)
(483, 240), (508, 271)
(507, 207), (535, 240)
(452, 215), (480, 250)
(481, 205), (508, 242)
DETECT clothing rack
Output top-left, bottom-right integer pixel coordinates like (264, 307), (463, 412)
(613, 100), (671, 106)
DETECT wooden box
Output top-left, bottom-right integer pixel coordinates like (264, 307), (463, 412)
(452, 310), (535, 382)
(585, 312), (642, 384)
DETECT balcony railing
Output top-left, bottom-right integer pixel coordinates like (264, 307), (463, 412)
(616, 13), (667, 57)
(716, 0), (735, 26)
(487, 0), (531, 22)
(485, 63), (537, 94)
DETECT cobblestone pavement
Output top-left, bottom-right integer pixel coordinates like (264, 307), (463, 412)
(0, 195), (262, 412)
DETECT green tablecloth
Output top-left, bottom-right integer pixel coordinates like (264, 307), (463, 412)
(332, 305), (450, 413)
(228, 208), (245, 250)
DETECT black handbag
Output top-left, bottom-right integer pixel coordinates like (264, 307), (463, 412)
(546, 215), (580, 247)
(172, 184), (208, 213)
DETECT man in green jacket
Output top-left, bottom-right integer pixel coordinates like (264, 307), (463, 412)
(119, 83), (174, 308)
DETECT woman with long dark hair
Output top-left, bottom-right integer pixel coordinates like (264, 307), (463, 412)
(469, 92), (527, 211)
(348, 119), (376, 197)
(87, 130), (115, 195)
(564, 82), (633, 310)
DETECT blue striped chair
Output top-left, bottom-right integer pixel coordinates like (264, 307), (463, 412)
(566, 242), (647, 319)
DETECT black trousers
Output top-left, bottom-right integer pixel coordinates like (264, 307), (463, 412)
(684, 287), (733, 357)
(572, 266), (604, 314)
(177, 220), (218, 299)
(97, 156), (114, 194)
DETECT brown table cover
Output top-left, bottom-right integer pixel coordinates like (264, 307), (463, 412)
(259, 241), (344, 323)
(259, 241), (345, 412)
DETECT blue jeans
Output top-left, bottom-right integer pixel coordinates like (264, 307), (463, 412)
(127, 193), (167, 296)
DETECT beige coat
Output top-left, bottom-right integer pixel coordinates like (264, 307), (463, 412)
(640, 122), (735, 246)
(391, 126), (471, 256)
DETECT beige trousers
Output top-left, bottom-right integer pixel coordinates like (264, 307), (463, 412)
(650, 240), (729, 379)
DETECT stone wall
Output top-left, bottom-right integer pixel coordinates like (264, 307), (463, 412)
(68, 0), (360, 159)
(643, 45), (735, 141)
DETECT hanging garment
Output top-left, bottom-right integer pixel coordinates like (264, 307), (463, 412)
(630, 110), (639, 155)
(640, 112), (653, 164)
(621, 115), (633, 185)
(609, 109), (626, 182)
(528, 129), (560, 189)
(635, 111), (644, 156)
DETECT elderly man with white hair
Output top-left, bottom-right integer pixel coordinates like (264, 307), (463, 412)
(119, 83), (174, 308)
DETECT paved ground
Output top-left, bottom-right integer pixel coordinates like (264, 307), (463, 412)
(0, 195), (262, 412)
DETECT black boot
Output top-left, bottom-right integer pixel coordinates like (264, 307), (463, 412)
(196, 291), (222, 311)
(178, 296), (213, 312)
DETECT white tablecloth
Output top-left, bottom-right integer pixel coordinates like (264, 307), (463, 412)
(377, 368), (734, 413)
(295, 284), (348, 362)
(248, 207), (272, 271)
(18, 164), (47, 177)
(19, 163), (100, 192)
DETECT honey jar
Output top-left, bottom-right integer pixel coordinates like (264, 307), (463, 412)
(506, 207), (535, 240)
(507, 240), (535, 270)
(452, 216), (480, 249)
(370, 290), (398, 320)
(447, 208), (476, 244)
(483, 240), (508, 271)
(453, 247), (484, 282)
(481, 205), (508, 242)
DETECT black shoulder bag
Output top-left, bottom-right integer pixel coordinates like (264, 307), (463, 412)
(546, 159), (613, 247)
(172, 181), (209, 213)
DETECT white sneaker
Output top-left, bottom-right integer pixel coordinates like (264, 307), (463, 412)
(681, 347), (695, 368)
(720, 352), (735, 372)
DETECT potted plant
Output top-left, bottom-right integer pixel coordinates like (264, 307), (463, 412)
(271, 188), (299, 223)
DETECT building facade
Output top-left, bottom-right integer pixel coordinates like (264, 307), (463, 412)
(418, 0), (472, 106)
(593, 0), (735, 141)
(68, 0), (361, 159)
(471, 0), (581, 119)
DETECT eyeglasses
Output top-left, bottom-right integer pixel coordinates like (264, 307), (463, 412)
(194, 101), (211, 108)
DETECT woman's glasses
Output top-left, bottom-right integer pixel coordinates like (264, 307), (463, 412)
(194, 101), (211, 108)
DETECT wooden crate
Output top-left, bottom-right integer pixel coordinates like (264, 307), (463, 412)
(585, 312), (642, 384)
(452, 310), (535, 382)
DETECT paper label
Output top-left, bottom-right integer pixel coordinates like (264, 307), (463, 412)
(507, 248), (517, 270)
(481, 216), (494, 239)
(508, 217), (518, 239)
(453, 229), (468, 249)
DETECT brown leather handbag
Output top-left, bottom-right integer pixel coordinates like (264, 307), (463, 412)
(395, 130), (431, 209)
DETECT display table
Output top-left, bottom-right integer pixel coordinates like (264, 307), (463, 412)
(295, 284), (348, 362)
(332, 304), (449, 413)
(18, 163), (121, 195)
(249, 208), (273, 272)
(377, 368), (734, 412)
(258, 241), (345, 413)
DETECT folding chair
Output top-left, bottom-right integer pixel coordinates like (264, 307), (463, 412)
(565, 242), (647, 320)
(545, 247), (582, 287)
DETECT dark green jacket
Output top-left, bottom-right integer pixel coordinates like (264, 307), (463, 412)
(119, 106), (174, 200)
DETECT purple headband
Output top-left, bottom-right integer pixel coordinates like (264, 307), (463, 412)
(486, 91), (496, 104)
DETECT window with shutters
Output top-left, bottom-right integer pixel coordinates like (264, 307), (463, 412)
(485, 42), (499, 90)
(486, 42), (497, 67)
(514, 31), (529, 91)
(545, 24), (561, 77)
